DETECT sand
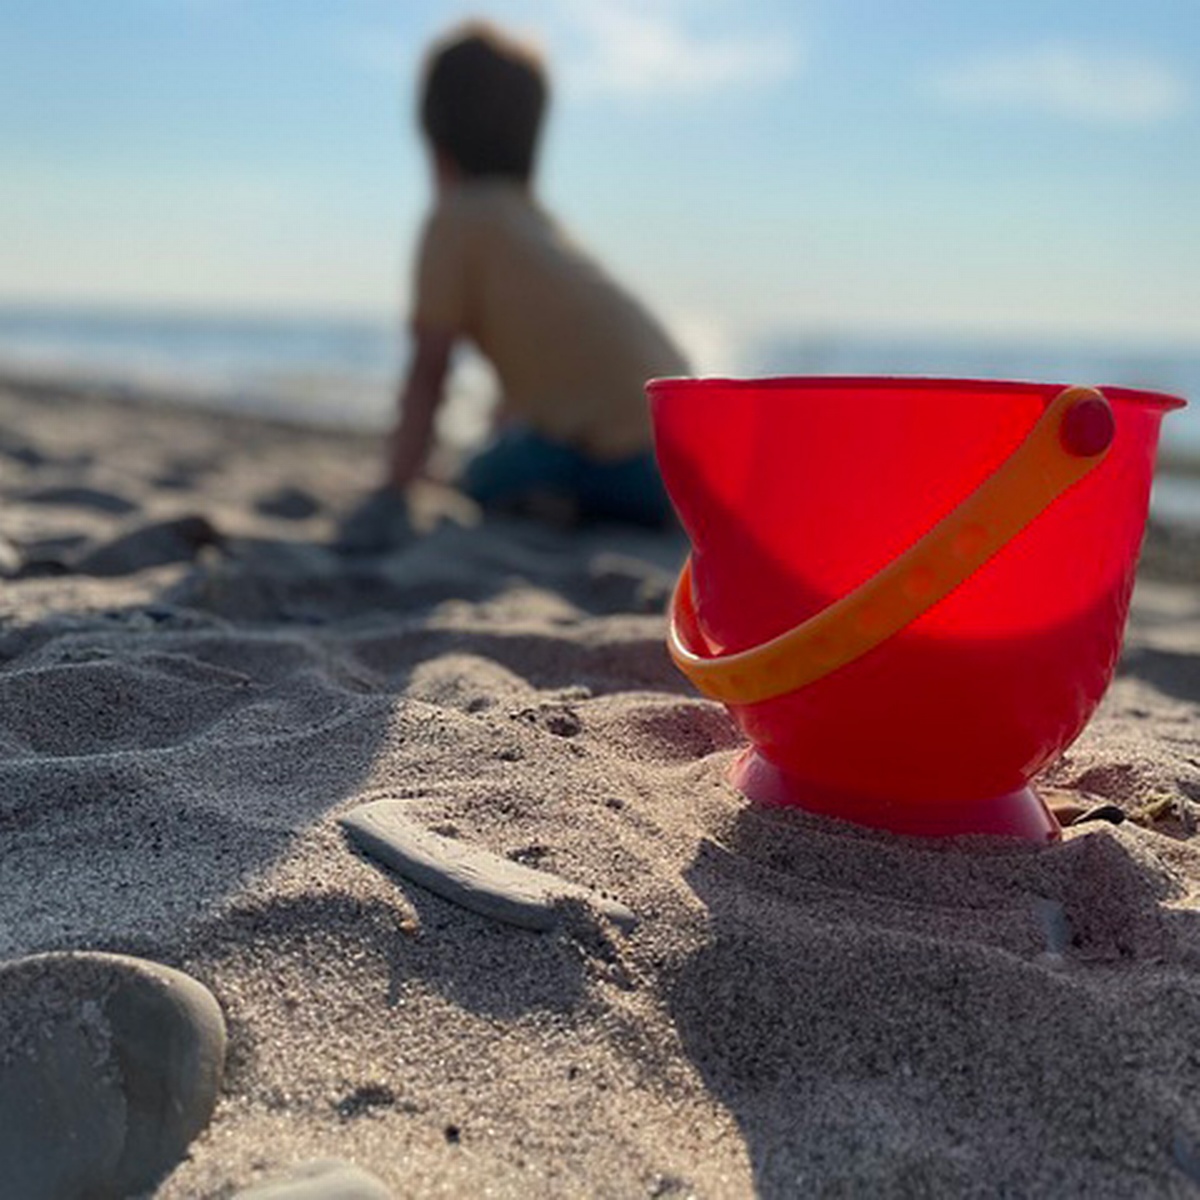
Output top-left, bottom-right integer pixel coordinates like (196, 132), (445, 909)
(1, 376), (1199, 1198)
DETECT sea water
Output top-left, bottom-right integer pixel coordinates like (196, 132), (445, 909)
(1, 305), (1197, 521)
(755, 330), (1200, 527)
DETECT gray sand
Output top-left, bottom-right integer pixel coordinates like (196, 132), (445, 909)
(1, 378), (1199, 1197)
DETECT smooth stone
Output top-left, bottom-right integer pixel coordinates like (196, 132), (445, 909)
(0, 951), (227, 1200)
(72, 514), (221, 576)
(342, 800), (637, 933)
(234, 1158), (394, 1199)
(254, 485), (321, 521)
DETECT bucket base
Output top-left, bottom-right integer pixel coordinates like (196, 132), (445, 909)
(730, 749), (1060, 842)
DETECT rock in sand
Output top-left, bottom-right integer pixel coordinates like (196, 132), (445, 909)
(0, 951), (226, 1199)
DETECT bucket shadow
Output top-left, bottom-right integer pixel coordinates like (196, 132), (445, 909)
(666, 805), (1200, 1195)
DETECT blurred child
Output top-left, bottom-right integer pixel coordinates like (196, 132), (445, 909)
(385, 19), (689, 528)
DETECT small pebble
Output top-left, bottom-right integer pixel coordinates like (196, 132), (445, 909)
(234, 1158), (394, 1199)
(1070, 803), (1126, 826)
(1033, 897), (1073, 956)
(1173, 1133), (1200, 1185)
(254, 485), (321, 521)
(0, 535), (21, 578)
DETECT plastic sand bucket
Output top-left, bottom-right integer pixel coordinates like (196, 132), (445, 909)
(648, 377), (1186, 841)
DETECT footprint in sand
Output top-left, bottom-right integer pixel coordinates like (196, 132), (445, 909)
(0, 951), (226, 1200)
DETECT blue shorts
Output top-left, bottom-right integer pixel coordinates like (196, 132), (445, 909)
(461, 427), (673, 528)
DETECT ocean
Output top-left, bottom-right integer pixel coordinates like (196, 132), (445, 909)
(1, 305), (1197, 522)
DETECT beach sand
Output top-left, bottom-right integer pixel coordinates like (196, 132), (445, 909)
(2, 377), (1199, 1198)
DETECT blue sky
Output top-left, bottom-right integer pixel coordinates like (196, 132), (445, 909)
(3, 0), (1198, 362)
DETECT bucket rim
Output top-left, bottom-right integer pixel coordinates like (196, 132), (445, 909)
(645, 374), (1187, 412)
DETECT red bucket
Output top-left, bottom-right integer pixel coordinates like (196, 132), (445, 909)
(649, 376), (1186, 841)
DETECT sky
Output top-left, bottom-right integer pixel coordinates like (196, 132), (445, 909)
(3, 0), (1199, 362)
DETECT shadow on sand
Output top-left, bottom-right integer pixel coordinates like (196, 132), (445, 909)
(666, 800), (1200, 1196)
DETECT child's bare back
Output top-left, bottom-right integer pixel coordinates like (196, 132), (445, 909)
(385, 21), (688, 528)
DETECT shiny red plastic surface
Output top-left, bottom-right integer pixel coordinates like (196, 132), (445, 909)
(649, 376), (1185, 838)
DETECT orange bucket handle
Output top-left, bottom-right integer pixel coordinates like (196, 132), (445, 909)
(668, 386), (1116, 706)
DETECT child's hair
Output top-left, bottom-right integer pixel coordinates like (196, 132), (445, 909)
(419, 21), (548, 182)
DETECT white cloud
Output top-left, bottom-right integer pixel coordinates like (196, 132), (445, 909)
(555, 1), (800, 100)
(337, 2), (800, 101)
(929, 43), (1189, 125)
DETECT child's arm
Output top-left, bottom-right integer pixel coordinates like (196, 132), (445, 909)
(386, 327), (455, 491)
